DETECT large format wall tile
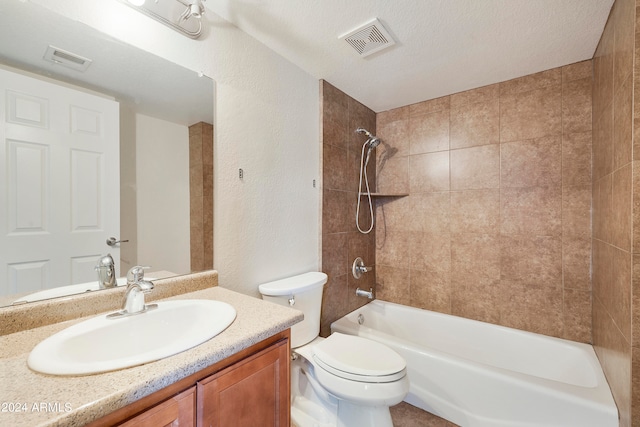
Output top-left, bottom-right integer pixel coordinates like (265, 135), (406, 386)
(375, 60), (593, 345)
(320, 81), (376, 337)
(500, 85), (562, 143)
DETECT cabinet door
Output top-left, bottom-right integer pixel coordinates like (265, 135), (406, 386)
(118, 386), (196, 427)
(197, 339), (289, 427)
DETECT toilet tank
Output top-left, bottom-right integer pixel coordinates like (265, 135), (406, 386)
(258, 272), (327, 348)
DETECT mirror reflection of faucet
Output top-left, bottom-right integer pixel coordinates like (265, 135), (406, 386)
(352, 257), (373, 279)
(95, 254), (116, 289)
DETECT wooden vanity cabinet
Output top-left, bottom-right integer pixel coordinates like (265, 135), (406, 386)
(197, 336), (289, 426)
(87, 331), (290, 427)
(118, 387), (196, 427)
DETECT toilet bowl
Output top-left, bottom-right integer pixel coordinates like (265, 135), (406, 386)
(258, 272), (409, 427)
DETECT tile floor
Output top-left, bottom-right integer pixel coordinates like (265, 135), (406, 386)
(390, 402), (459, 427)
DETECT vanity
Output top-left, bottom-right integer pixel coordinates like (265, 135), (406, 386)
(0, 271), (302, 426)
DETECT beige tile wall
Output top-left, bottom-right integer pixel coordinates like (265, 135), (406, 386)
(189, 122), (214, 272)
(375, 61), (593, 342)
(634, 0), (640, 422)
(318, 2), (640, 424)
(593, 0), (635, 425)
(320, 81), (377, 336)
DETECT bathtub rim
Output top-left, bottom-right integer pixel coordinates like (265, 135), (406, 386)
(330, 299), (618, 417)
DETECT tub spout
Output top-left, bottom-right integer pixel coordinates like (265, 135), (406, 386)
(356, 287), (374, 299)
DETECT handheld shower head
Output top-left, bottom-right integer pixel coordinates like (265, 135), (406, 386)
(368, 137), (381, 149)
(355, 127), (381, 149)
(355, 127), (381, 235)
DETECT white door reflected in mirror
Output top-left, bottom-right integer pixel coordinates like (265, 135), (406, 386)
(0, 68), (120, 298)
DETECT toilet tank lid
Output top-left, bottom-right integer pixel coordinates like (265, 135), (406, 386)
(258, 272), (328, 296)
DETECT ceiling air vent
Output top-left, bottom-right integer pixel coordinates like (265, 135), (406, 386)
(43, 45), (92, 72)
(339, 18), (396, 57)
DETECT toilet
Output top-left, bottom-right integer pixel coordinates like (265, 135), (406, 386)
(258, 272), (409, 427)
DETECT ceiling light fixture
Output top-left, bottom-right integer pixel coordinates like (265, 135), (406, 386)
(188, 0), (204, 19)
(179, 0), (205, 22)
(119, 0), (206, 39)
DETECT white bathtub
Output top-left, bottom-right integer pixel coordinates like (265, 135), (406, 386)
(331, 300), (618, 427)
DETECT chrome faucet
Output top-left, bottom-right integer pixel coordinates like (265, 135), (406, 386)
(107, 266), (156, 318)
(95, 254), (116, 289)
(356, 287), (374, 299)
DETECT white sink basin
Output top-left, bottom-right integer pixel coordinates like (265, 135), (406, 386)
(28, 299), (236, 376)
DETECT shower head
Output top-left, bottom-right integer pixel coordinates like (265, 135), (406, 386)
(356, 127), (373, 137)
(368, 137), (381, 149)
(355, 127), (381, 149)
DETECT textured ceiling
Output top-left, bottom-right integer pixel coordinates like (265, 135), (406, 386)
(206, 0), (614, 112)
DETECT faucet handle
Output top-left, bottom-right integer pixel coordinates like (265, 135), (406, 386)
(127, 265), (150, 284)
(352, 257), (373, 279)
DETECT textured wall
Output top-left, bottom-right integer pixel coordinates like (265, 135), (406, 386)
(374, 61), (593, 343)
(320, 81), (377, 336)
(136, 114), (191, 275)
(37, 0), (322, 295)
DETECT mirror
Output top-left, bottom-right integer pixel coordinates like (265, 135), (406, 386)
(0, 2), (214, 307)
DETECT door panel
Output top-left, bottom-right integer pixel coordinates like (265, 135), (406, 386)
(0, 68), (120, 297)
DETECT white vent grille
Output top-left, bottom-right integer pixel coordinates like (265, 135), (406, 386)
(339, 18), (396, 57)
(43, 45), (92, 72)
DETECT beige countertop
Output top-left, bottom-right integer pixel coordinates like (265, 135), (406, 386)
(0, 286), (302, 427)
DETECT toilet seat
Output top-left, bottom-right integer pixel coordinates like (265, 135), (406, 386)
(312, 333), (406, 383)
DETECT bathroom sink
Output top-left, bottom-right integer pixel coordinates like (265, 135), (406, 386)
(13, 277), (154, 304)
(27, 299), (236, 376)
